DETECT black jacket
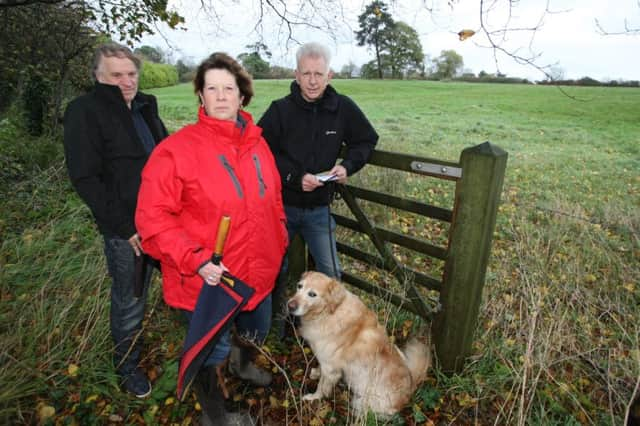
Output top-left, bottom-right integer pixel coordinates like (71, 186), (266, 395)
(63, 82), (168, 238)
(258, 81), (378, 207)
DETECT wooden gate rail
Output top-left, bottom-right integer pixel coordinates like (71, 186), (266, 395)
(287, 142), (507, 372)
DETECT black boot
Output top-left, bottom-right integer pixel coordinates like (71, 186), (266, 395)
(193, 367), (254, 426)
(228, 344), (272, 387)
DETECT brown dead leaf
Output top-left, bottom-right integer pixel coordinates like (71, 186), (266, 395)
(269, 395), (279, 408)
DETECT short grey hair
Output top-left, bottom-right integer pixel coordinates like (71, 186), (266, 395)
(296, 42), (331, 71)
(92, 42), (141, 79)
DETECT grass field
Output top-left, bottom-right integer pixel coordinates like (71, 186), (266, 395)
(1, 79), (638, 425)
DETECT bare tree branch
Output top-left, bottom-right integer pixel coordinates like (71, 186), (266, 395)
(596, 0), (640, 35)
(472, 0), (586, 99)
(0, 0), (64, 7)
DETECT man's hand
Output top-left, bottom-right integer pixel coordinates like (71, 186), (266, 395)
(328, 165), (348, 184)
(128, 233), (143, 256)
(301, 173), (325, 192)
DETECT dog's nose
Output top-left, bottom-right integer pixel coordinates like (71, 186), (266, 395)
(287, 299), (297, 312)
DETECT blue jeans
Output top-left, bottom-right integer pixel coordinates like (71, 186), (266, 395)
(103, 236), (153, 377)
(283, 205), (341, 278)
(184, 294), (272, 367)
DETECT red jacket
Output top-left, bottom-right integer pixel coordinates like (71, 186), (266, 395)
(136, 108), (288, 311)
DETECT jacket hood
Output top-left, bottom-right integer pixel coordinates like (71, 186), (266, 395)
(289, 81), (339, 112)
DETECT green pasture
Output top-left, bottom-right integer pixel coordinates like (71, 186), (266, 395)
(1, 80), (638, 424)
(154, 80), (639, 215)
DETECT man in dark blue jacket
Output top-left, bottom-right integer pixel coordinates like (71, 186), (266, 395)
(63, 43), (168, 398)
(258, 42), (378, 331)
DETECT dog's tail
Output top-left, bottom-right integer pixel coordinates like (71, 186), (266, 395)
(402, 338), (431, 388)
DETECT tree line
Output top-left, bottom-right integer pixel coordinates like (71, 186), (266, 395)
(2, 0), (636, 138)
(0, 0), (468, 138)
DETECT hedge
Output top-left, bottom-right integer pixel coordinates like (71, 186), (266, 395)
(139, 61), (178, 89)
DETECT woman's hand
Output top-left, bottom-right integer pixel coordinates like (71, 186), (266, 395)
(198, 261), (229, 286)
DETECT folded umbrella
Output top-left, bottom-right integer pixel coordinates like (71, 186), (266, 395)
(176, 216), (255, 401)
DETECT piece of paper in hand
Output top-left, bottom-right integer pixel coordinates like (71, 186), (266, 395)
(316, 173), (337, 182)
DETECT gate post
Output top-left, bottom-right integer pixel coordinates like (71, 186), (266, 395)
(434, 142), (508, 372)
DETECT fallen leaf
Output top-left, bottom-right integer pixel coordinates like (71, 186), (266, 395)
(108, 414), (123, 422)
(269, 395), (279, 408)
(37, 402), (55, 423)
(458, 29), (476, 41)
(68, 363), (79, 377)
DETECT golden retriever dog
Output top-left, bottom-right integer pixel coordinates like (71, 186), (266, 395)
(287, 271), (431, 417)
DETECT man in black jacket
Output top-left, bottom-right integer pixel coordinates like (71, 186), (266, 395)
(63, 43), (168, 398)
(258, 42), (378, 330)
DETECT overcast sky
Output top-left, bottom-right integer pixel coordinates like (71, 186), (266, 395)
(139, 0), (639, 81)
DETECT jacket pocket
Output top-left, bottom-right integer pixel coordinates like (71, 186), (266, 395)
(219, 155), (244, 198)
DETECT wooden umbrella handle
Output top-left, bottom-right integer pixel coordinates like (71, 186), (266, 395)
(212, 216), (231, 265)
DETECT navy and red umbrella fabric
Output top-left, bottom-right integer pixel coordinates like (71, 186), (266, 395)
(176, 273), (255, 400)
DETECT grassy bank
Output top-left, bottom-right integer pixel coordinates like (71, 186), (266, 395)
(1, 80), (638, 424)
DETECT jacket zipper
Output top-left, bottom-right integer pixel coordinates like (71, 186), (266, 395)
(310, 104), (318, 166)
(219, 155), (244, 198)
(252, 154), (266, 198)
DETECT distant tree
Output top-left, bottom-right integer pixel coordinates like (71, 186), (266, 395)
(238, 42), (271, 79)
(355, 0), (395, 79)
(239, 53), (270, 78)
(383, 21), (424, 78)
(134, 45), (164, 63)
(432, 50), (464, 79)
(339, 61), (357, 78)
(245, 42), (272, 59)
(360, 60), (380, 79)
(175, 58), (196, 83)
(268, 65), (294, 79)
(577, 76), (601, 86)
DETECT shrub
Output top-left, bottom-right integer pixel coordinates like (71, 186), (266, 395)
(139, 61), (179, 89)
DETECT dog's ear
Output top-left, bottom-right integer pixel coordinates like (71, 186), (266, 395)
(325, 278), (346, 314)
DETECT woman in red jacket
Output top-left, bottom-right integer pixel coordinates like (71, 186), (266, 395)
(135, 53), (287, 424)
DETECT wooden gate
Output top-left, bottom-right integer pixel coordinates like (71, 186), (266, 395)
(288, 141), (507, 372)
